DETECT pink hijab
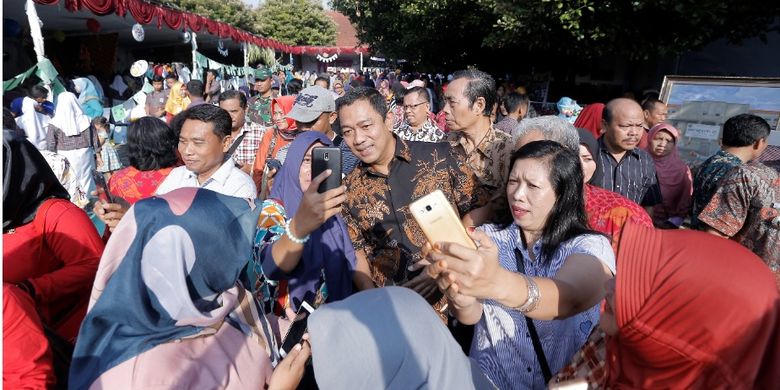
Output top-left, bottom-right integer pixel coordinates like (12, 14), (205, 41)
(645, 123), (692, 220)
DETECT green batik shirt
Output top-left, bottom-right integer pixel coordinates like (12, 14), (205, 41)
(247, 95), (274, 127)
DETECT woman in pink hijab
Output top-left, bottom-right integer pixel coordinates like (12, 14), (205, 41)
(645, 123), (692, 228)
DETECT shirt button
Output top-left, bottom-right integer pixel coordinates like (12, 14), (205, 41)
(527, 367), (532, 372)
(526, 333), (530, 337)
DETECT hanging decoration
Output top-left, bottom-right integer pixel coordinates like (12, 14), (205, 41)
(217, 39), (228, 57)
(316, 51), (339, 63)
(181, 31), (192, 44)
(131, 23), (144, 42)
(86, 18), (101, 33)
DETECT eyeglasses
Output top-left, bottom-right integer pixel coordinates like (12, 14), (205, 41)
(403, 101), (428, 110)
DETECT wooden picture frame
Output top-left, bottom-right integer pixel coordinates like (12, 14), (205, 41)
(659, 75), (780, 165)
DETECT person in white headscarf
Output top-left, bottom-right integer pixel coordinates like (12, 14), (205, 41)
(15, 86), (51, 150)
(72, 77), (104, 119)
(46, 92), (99, 194)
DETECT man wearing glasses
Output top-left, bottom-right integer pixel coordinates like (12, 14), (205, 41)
(393, 86), (446, 143)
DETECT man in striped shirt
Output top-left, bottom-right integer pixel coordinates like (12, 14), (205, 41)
(591, 98), (662, 209)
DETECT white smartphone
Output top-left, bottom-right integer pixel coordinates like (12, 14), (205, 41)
(409, 190), (476, 250)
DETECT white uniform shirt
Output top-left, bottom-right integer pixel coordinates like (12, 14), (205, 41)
(156, 159), (257, 199)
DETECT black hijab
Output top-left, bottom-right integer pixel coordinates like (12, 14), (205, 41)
(3, 130), (69, 231)
(577, 127), (602, 184)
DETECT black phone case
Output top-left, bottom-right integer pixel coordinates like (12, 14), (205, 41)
(91, 170), (113, 203)
(312, 147), (342, 193)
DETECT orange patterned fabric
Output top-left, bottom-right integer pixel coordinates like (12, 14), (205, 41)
(584, 184), (652, 251)
(108, 166), (174, 204)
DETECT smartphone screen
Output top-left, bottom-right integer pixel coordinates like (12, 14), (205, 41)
(279, 300), (315, 358)
(91, 170), (114, 203)
(311, 147), (342, 193)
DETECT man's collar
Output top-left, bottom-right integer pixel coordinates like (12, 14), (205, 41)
(597, 136), (640, 158)
(186, 158), (233, 186)
(393, 133), (412, 162)
(448, 125), (496, 155)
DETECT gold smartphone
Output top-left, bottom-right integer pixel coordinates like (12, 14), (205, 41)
(410, 190), (477, 250)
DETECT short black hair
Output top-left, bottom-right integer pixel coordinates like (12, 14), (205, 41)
(404, 86), (428, 104)
(314, 76), (330, 89)
(286, 79), (303, 95)
(721, 113), (770, 147)
(29, 85), (49, 100)
(509, 140), (598, 263)
(174, 104), (232, 139)
(91, 116), (109, 129)
(205, 69), (218, 78)
(336, 86), (387, 118)
(186, 80), (205, 97)
(165, 73), (178, 81)
(503, 92), (529, 114)
(152, 75), (164, 83)
(641, 97), (664, 112)
(127, 117), (178, 171)
(451, 69), (496, 117)
(218, 90), (247, 108)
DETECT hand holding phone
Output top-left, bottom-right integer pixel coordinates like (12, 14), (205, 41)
(410, 190), (476, 251)
(279, 301), (315, 358)
(91, 170), (114, 203)
(290, 166), (347, 239)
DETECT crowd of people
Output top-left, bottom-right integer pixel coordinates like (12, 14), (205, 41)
(3, 64), (780, 389)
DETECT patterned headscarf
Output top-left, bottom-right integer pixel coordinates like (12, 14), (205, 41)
(70, 188), (277, 389)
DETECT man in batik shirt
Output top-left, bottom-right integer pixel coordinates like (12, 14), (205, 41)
(699, 160), (780, 288)
(691, 114), (770, 228)
(336, 87), (490, 311)
(393, 86), (445, 143)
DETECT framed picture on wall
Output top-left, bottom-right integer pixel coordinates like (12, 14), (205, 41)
(659, 75), (780, 166)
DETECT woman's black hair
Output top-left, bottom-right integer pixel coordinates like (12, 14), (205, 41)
(127, 117), (178, 171)
(507, 140), (599, 263)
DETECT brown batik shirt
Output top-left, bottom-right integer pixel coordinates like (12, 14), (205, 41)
(341, 135), (490, 288)
(447, 125), (513, 219)
(447, 125), (512, 193)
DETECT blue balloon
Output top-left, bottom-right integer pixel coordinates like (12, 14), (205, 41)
(4, 18), (22, 38)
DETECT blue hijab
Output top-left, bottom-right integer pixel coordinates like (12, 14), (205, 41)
(266, 131), (356, 310)
(69, 188), (262, 389)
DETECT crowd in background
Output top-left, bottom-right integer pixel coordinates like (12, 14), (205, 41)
(4, 63), (780, 389)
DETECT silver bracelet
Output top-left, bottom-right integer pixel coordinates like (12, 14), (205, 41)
(284, 220), (310, 244)
(515, 274), (540, 313)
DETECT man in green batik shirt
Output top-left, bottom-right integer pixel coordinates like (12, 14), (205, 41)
(247, 68), (274, 127)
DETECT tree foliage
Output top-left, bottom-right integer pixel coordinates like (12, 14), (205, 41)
(165, 0), (260, 33)
(165, 0), (337, 47)
(333, 0), (779, 69)
(254, 0), (337, 46)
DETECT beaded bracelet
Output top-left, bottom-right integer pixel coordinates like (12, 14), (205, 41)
(284, 219), (310, 244)
(515, 274), (540, 313)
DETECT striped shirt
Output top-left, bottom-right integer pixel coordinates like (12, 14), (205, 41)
(591, 138), (662, 206)
(472, 224), (615, 390)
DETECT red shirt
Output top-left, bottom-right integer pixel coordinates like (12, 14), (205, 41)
(3, 284), (55, 389)
(3, 199), (104, 341)
(108, 166), (174, 204)
(584, 184), (653, 251)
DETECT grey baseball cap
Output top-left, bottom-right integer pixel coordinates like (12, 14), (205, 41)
(287, 85), (336, 123)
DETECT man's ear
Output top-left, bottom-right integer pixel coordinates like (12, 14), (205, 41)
(222, 135), (232, 152)
(385, 110), (395, 131)
(328, 111), (338, 125)
(473, 96), (486, 116)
